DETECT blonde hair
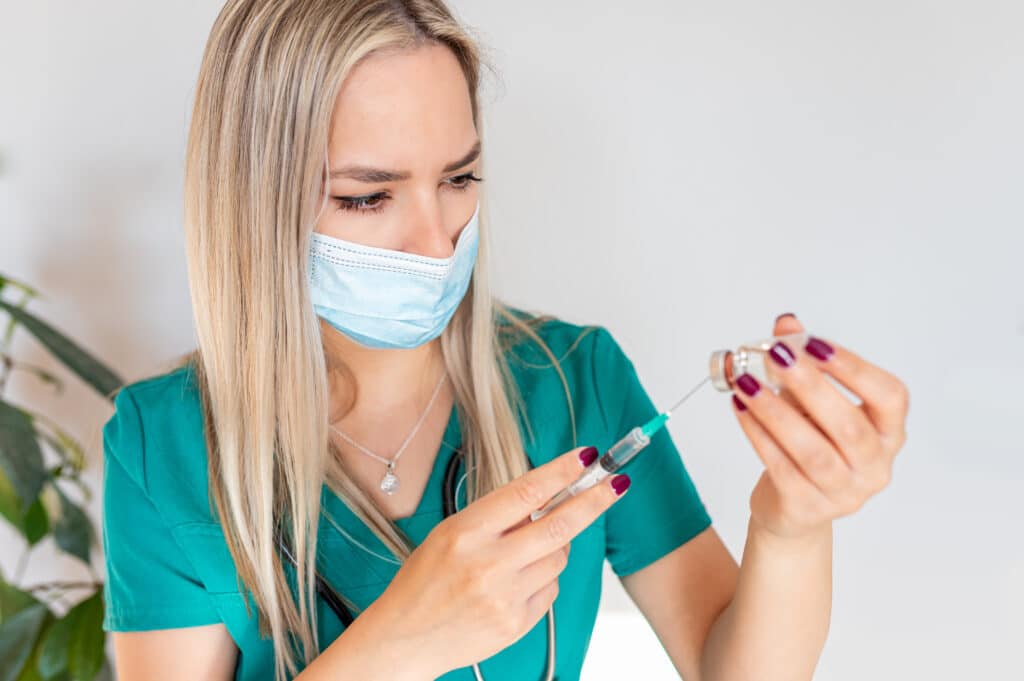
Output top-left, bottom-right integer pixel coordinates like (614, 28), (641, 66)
(178, 1), (589, 677)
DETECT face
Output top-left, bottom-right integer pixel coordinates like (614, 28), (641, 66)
(315, 43), (481, 257)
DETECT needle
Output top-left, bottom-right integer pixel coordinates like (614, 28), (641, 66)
(532, 375), (714, 522)
(665, 375), (711, 414)
(639, 375), (713, 439)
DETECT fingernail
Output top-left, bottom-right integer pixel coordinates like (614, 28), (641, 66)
(611, 474), (631, 496)
(805, 336), (834, 361)
(736, 372), (761, 397)
(769, 341), (796, 368)
(775, 312), (797, 323)
(732, 394), (747, 411)
(578, 446), (598, 467)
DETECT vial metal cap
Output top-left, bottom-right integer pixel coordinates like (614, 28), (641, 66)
(709, 349), (732, 392)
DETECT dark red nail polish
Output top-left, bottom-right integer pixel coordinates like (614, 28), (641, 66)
(775, 312), (797, 323)
(769, 341), (796, 368)
(578, 446), (598, 467)
(732, 394), (747, 411)
(805, 336), (834, 361)
(736, 373), (761, 397)
(611, 474), (631, 496)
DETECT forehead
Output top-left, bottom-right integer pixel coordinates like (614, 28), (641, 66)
(328, 43), (476, 168)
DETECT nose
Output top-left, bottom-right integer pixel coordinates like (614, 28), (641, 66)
(401, 205), (457, 259)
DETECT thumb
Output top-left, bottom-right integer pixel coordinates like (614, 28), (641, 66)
(773, 311), (805, 337)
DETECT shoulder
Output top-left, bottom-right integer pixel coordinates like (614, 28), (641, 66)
(497, 305), (642, 455)
(498, 304), (628, 371)
(103, 362), (213, 523)
(109, 364), (200, 429)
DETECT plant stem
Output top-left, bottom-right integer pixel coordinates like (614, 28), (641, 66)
(0, 352), (62, 392)
(0, 285), (36, 395)
(24, 580), (103, 593)
(0, 351), (11, 397)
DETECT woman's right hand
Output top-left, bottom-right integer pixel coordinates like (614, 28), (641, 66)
(365, 446), (631, 677)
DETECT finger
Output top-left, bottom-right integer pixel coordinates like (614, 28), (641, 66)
(773, 315), (811, 415)
(517, 544), (570, 597)
(457, 446), (596, 535)
(732, 372), (853, 501)
(525, 579), (560, 625)
(801, 336), (909, 441)
(763, 337), (883, 472)
(499, 471), (628, 566)
(731, 394), (835, 510)
(778, 386), (810, 417)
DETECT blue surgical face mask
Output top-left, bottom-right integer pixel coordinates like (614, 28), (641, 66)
(308, 201), (480, 349)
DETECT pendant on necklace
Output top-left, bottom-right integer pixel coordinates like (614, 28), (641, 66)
(380, 462), (400, 495)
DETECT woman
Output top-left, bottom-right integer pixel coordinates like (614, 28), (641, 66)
(100, 1), (909, 680)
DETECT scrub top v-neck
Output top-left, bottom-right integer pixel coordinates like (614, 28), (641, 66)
(315, 401), (464, 603)
(101, 314), (713, 681)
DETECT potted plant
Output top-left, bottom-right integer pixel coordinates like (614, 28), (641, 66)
(0, 272), (122, 680)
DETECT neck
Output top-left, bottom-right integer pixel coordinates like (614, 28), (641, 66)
(320, 319), (447, 422)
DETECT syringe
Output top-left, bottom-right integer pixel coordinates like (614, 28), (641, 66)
(529, 375), (710, 521)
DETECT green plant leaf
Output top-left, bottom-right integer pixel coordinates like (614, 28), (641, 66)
(17, 609), (57, 681)
(0, 276), (39, 299)
(0, 300), (122, 400)
(22, 498), (49, 547)
(64, 592), (104, 681)
(37, 590), (106, 681)
(0, 401), (46, 511)
(0, 473), (52, 548)
(9, 362), (63, 395)
(0, 603), (49, 681)
(33, 424), (85, 477)
(0, 470), (29, 537)
(0, 579), (40, 621)
(35, 593), (77, 681)
(36, 613), (69, 680)
(92, 659), (110, 681)
(52, 487), (92, 566)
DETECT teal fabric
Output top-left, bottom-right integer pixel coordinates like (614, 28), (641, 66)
(100, 316), (713, 680)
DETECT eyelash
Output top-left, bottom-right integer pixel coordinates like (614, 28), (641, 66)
(332, 172), (483, 214)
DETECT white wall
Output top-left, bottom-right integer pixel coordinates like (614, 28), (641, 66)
(2, 1), (1020, 679)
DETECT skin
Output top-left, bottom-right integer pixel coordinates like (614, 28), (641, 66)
(112, 43), (910, 681)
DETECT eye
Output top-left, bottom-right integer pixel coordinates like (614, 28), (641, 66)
(332, 192), (389, 214)
(330, 173), (482, 215)
(446, 172), (484, 191)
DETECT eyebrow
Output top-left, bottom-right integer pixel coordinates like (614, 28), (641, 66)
(329, 139), (481, 183)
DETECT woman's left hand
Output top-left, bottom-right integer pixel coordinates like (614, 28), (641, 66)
(732, 312), (910, 540)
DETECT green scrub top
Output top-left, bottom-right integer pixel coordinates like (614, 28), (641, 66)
(100, 315), (712, 680)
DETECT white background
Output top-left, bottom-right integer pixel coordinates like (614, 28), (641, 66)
(1, 1), (1021, 679)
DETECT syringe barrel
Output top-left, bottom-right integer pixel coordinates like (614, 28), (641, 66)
(529, 464), (610, 521)
(528, 427), (650, 522)
(598, 426), (650, 472)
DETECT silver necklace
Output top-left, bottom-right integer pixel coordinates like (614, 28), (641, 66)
(329, 371), (447, 496)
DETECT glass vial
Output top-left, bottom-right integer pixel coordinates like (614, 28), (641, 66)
(708, 332), (809, 393)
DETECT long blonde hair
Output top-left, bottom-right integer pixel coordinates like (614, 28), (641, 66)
(179, 1), (586, 677)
